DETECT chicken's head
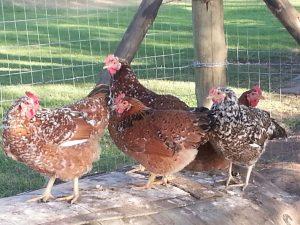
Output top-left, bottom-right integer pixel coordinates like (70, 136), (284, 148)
(247, 85), (265, 107)
(207, 87), (226, 104)
(103, 54), (121, 76)
(207, 87), (238, 105)
(19, 91), (40, 119)
(113, 93), (132, 115)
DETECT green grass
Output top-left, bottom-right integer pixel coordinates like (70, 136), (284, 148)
(0, 0), (299, 197)
(0, 0), (299, 87)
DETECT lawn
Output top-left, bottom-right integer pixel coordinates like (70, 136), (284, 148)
(0, 0), (299, 198)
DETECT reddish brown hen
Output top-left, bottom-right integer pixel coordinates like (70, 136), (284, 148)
(2, 88), (109, 203)
(102, 54), (228, 172)
(238, 85), (265, 107)
(108, 94), (211, 188)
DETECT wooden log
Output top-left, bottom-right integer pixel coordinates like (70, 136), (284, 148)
(0, 170), (299, 225)
(263, 0), (300, 44)
(97, 0), (163, 85)
(192, 0), (227, 108)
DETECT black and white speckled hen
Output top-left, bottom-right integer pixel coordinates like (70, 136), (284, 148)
(207, 87), (287, 190)
(2, 89), (108, 203)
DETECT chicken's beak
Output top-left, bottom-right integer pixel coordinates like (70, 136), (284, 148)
(259, 94), (266, 100)
(111, 104), (117, 111)
(103, 65), (108, 69)
(206, 95), (213, 100)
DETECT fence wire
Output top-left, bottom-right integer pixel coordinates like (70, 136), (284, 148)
(0, 0), (299, 198)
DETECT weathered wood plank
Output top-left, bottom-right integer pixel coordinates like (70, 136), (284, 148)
(0, 170), (299, 225)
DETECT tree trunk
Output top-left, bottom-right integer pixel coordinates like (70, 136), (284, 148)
(97, 0), (163, 85)
(192, 0), (227, 108)
(263, 0), (300, 44)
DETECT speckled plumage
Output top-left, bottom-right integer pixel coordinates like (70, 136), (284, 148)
(110, 61), (189, 110)
(2, 87), (108, 183)
(205, 87), (289, 190)
(208, 88), (278, 166)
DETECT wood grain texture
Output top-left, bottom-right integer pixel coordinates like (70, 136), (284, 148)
(0, 170), (299, 225)
(192, 0), (227, 108)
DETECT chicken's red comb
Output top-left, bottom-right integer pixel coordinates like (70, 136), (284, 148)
(114, 93), (125, 104)
(208, 87), (217, 95)
(104, 54), (118, 64)
(252, 85), (262, 95)
(25, 91), (39, 101)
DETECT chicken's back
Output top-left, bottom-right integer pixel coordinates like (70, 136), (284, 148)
(111, 64), (189, 110)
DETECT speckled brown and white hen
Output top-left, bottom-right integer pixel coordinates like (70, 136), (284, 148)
(2, 88), (108, 203)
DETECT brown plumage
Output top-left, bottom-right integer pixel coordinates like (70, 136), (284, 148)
(102, 55), (228, 173)
(108, 95), (211, 188)
(238, 89), (252, 107)
(2, 87), (109, 203)
(110, 60), (188, 110)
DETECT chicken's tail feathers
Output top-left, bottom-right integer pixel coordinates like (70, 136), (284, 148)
(87, 84), (109, 98)
(271, 119), (287, 139)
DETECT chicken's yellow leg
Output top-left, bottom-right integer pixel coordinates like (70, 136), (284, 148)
(242, 165), (254, 191)
(126, 164), (146, 174)
(27, 176), (56, 203)
(225, 162), (233, 188)
(56, 177), (80, 204)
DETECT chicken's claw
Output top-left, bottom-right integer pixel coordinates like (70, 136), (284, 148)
(126, 164), (146, 174)
(56, 194), (79, 204)
(27, 193), (55, 203)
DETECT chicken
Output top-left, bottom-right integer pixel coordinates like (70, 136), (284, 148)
(104, 54), (189, 110)
(238, 85), (287, 138)
(207, 87), (287, 190)
(102, 54), (228, 172)
(2, 88), (109, 203)
(108, 93), (211, 189)
(238, 85), (265, 107)
(186, 86), (266, 171)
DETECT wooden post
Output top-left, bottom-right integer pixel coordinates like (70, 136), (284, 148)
(192, 0), (227, 108)
(263, 0), (300, 44)
(97, 0), (163, 85)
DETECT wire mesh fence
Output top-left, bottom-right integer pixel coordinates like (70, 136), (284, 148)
(0, 0), (299, 198)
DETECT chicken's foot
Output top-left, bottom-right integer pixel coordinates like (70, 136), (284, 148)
(225, 164), (254, 191)
(126, 164), (146, 174)
(132, 173), (173, 190)
(56, 177), (80, 204)
(27, 176), (56, 203)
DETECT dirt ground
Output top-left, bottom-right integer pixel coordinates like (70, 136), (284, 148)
(5, 0), (140, 9)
